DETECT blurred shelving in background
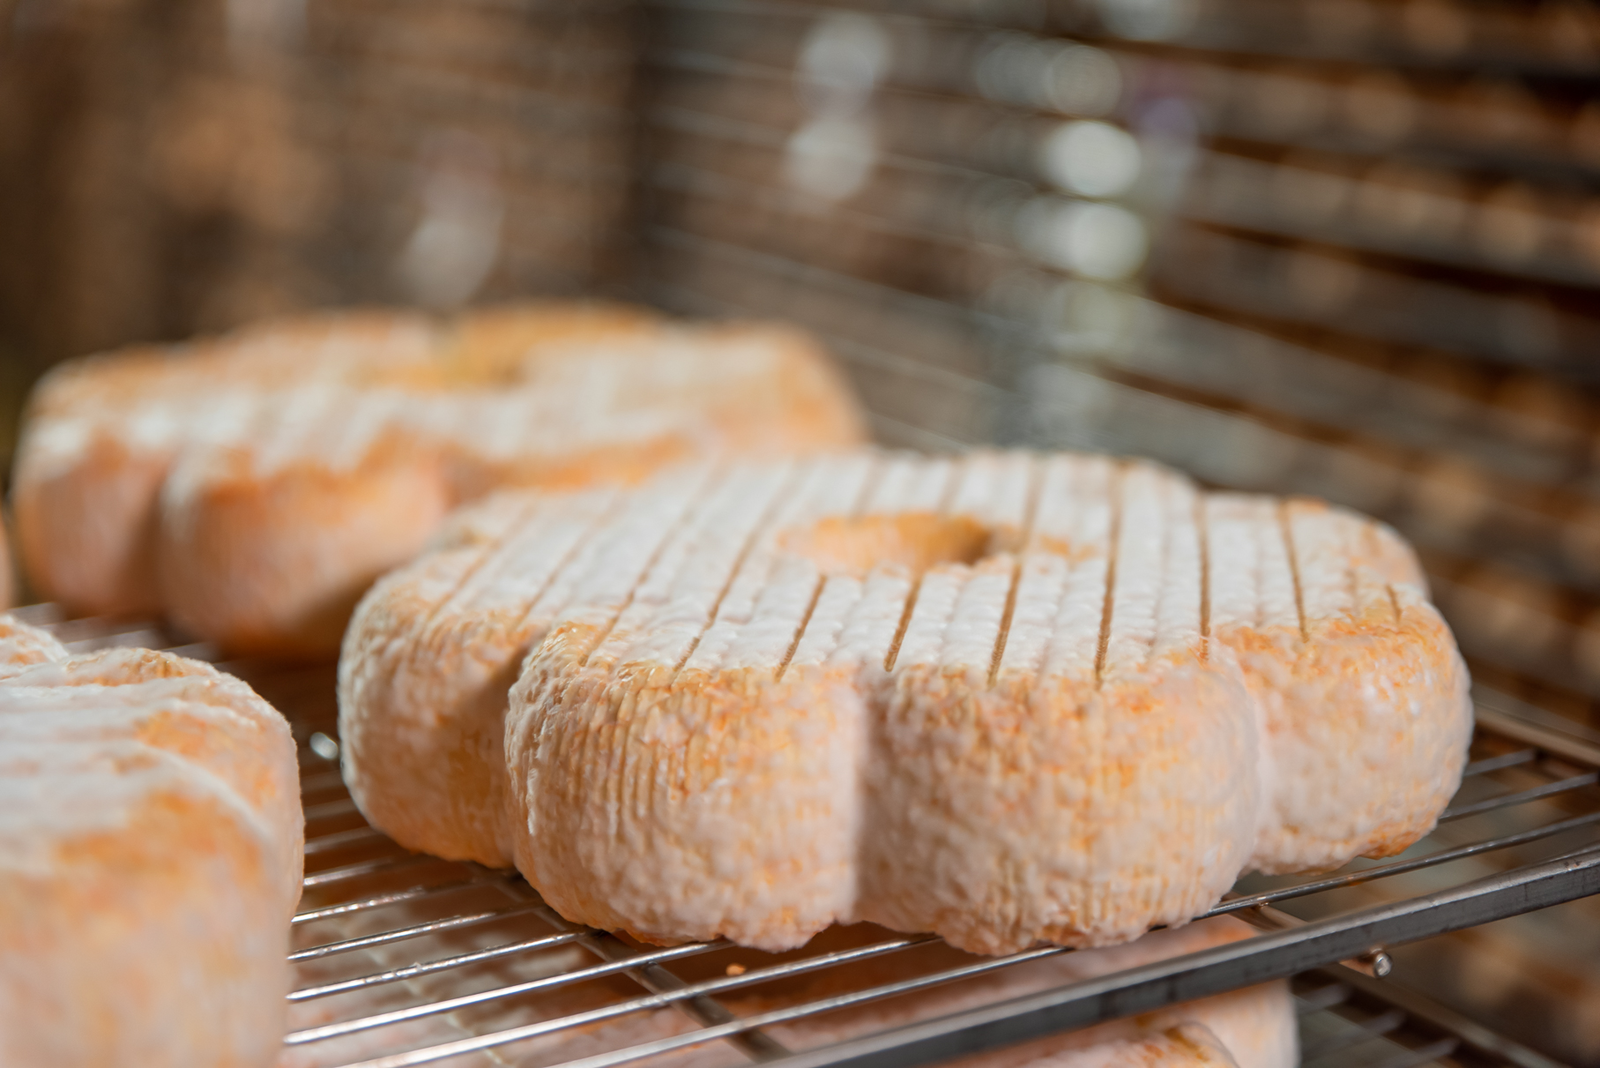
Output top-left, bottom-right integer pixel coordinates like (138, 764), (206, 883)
(0, 0), (639, 384)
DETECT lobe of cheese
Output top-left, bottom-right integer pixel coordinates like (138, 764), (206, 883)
(0, 617), (302, 1068)
(342, 449), (1472, 954)
(1204, 495), (1466, 872)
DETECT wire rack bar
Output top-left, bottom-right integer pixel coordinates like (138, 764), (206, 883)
(1462, 750), (1540, 777)
(1438, 772), (1600, 824)
(285, 941), (728, 1046)
(302, 855), (434, 891)
(1474, 704), (1600, 770)
(302, 771), (354, 795)
(304, 798), (363, 822)
(304, 826), (394, 856)
(288, 902), (550, 963)
(290, 930), (590, 1002)
(291, 875), (517, 926)
(1213, 809), (1600, 914)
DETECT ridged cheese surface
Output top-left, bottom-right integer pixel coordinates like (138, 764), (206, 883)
(341, 450), (1471, 953)
(0, 616), (303, 1067)
(14, 304), (867, 654)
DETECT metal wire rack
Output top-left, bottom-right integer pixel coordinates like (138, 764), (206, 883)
(15, 606), (1600, 1068)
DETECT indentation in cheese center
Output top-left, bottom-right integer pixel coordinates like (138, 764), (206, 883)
(779, 513), (1006, 577)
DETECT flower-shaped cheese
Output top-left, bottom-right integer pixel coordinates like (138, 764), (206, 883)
(341, 451), (1470, 953)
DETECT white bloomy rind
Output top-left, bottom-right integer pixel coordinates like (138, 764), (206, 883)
(341, 450), (1472, 954)
(0, 616), (302, 1068)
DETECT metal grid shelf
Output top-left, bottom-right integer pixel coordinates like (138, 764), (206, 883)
(17, 606), (1599, 1068)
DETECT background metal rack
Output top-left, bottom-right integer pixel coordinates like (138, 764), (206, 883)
(17, 608), (1600, 1068)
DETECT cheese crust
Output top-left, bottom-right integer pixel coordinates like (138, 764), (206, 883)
(0, 616), (303, 1067)
(341, 450), (1471, 953)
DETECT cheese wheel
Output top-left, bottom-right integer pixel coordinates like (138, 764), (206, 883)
(15, 314), (442, 622)
(340, 450), (1471, 953)
(15, 304), (866, 655)
(0, 616), (302, 1067)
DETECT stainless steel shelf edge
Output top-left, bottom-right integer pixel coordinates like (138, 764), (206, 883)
(760, 847), (1600, 1068)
